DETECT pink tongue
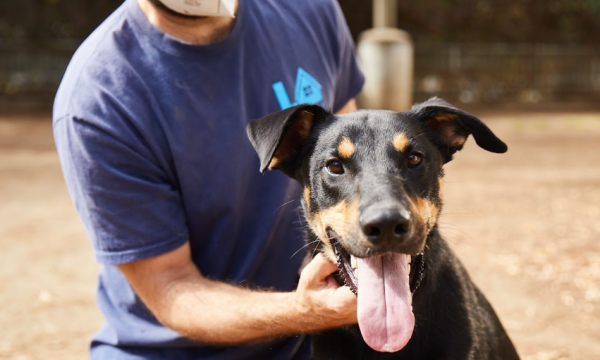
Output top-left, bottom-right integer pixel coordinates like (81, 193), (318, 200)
(357, 253), (414, 352)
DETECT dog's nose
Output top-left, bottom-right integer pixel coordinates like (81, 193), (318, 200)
(359, 206), (411, 243)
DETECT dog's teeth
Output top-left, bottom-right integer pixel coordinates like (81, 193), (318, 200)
(351, 255), (357, 269)
(407, 255), (411, 263)
(354, 268), (358, 279)
(407, 264), (411, 274)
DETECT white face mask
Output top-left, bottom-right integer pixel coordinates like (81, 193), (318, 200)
(159, 0), (237, 17)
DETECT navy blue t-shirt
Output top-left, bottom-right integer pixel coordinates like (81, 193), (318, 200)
(53, 0), (364, 358)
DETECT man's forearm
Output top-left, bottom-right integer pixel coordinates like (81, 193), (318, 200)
(119, 243), (356, 346)
(156, 271), (314, 345)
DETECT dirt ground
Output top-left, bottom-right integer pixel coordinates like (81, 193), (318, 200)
(1, 107), (599, 360)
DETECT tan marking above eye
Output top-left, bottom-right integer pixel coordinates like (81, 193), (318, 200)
(337, 137), (355, 159)
(392, 132), (410, 152)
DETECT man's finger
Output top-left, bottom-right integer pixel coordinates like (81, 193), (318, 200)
(302, 253), (339, 283)
(298, 253), (311, 275)
(335, 283), (357, 301)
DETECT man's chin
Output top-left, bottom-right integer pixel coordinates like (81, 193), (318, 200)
(146, 0), (212, 20)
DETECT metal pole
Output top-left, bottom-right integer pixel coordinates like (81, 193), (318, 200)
(373, 0), (398, 28)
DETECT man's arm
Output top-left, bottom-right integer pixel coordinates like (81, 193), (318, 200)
(118, 241), (357, 346)
(119, 99), (360, 345)
(336, 99), (358, 114)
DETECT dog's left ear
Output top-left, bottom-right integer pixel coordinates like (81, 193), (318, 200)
(410, 97), (507, 162)
(246, 104), (330, 176)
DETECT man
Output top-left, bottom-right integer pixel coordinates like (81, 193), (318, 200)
(53, 0), (365, 358)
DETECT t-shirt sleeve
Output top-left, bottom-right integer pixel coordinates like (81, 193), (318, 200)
(330, 0), (365, 112)
(54, 115), (189, 265)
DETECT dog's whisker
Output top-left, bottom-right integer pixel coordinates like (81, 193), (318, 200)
(273, 199), (297, 213)
(436, 224), (476, 244)
(409, 132), (429, 142)
(290, 239), (322, 259)
(310, 238), (322, 260)
(438, 211), (475, 216)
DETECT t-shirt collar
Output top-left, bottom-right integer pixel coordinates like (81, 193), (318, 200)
(125, 0), (245, 57)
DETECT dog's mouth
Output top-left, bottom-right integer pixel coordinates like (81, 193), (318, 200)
(330, 238), (424, 297)
(328, 230), (425, 353)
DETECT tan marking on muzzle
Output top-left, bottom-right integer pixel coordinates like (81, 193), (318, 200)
(303, 186), (311, 208)
(413, 196), (440, 230)
(392, 132), (410, 152)
(306, 198), (360, 263)
(337, 137), (355, 159)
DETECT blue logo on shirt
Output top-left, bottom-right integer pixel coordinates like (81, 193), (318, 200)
(272, 67), (323, 109)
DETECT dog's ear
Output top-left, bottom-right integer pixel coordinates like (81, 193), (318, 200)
(410, 97), (507, 162)
(246, 104), (330, 175)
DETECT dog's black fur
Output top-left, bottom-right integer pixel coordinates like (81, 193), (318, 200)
(247, 98), (520, 360)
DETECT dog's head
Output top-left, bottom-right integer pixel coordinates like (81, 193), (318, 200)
(246, 97), (507, 352)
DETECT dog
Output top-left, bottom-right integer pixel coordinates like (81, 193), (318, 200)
(246, 98), (520, 359)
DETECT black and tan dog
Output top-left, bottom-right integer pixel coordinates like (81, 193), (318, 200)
(247, 98), (520, 359)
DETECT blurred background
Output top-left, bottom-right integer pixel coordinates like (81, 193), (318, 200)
(1, 1), (599, 360)
(1, 0), (600, 109)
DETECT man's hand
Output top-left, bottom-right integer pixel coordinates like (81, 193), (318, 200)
(294, 253), (357, 329)
(117, 242), (357, 346)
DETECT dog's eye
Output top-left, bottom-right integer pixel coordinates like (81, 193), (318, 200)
(407, 152), (423, 168)
(326, 160), (345, 175)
